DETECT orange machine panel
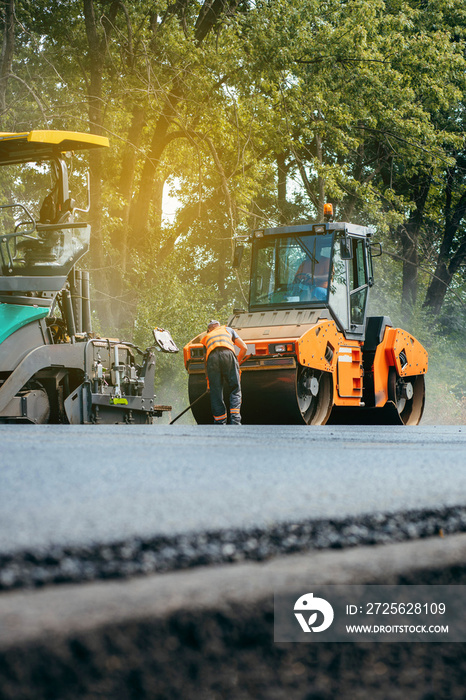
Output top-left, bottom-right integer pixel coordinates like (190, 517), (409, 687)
(385, 328), (429, 377)
(296, 320), (363, 407)
(372, 327), (428, 407)
(296, 321), (340, 373)
(336, 345), (363, 400)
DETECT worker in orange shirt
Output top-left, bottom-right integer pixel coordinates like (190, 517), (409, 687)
(201, 320), (248, 424)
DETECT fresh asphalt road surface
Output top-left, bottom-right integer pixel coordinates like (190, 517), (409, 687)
(0, 424), (464, 555)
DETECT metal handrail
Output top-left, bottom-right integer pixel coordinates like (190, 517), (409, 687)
(0, 203), (36, 239)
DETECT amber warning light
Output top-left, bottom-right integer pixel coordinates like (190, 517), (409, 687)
(323, 203), (333, 220)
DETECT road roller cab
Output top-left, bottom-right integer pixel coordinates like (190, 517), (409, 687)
(184, 217), (428, 425)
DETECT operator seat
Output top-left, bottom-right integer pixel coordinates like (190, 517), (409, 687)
(39, 190), (58, 224)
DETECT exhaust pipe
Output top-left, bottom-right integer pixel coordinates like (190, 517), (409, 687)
(70, 269), (82, 333)
(82, 270), (92, 334)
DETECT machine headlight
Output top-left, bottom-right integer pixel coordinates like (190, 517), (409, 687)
(269, 343), (294, 354)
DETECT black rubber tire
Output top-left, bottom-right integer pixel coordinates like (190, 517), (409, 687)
(388, 368), (425, 425)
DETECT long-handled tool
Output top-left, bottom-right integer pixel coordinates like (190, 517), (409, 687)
(170, 390), (209, 424)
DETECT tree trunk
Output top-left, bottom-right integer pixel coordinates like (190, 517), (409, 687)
(112, 103), (146, 274)
(277, 152), (287, 224)
(128, 0), (241, 255)
(423, 177), (466, 316)
(128, 85), (182, 248)
(398, 175), (431, 309)
(205, 135), (235, 304)
(422, 262), (452, 315)
(194, 0), (240, 44)
(315, 132), (324, 220)
(0, 0), (14, 116)
(399, 225), (419, 307)
(83, 0), (119, 330)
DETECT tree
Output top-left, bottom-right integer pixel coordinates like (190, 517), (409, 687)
(2, 0), (466, 335)
(0, 0), (14, 114)
(423, 147), (466, 315)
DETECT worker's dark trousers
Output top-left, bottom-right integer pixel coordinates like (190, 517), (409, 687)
(206, 348), (242, 425)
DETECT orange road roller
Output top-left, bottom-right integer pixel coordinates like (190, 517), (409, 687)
(184, 218), (428, 425)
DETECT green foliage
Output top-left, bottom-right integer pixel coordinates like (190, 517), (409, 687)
(369, 252), (466, 424)
(131, 260), (232, 414)
(1, 0), (465, 418)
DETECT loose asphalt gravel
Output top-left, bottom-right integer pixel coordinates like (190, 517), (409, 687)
(1, 504), (466, 592)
